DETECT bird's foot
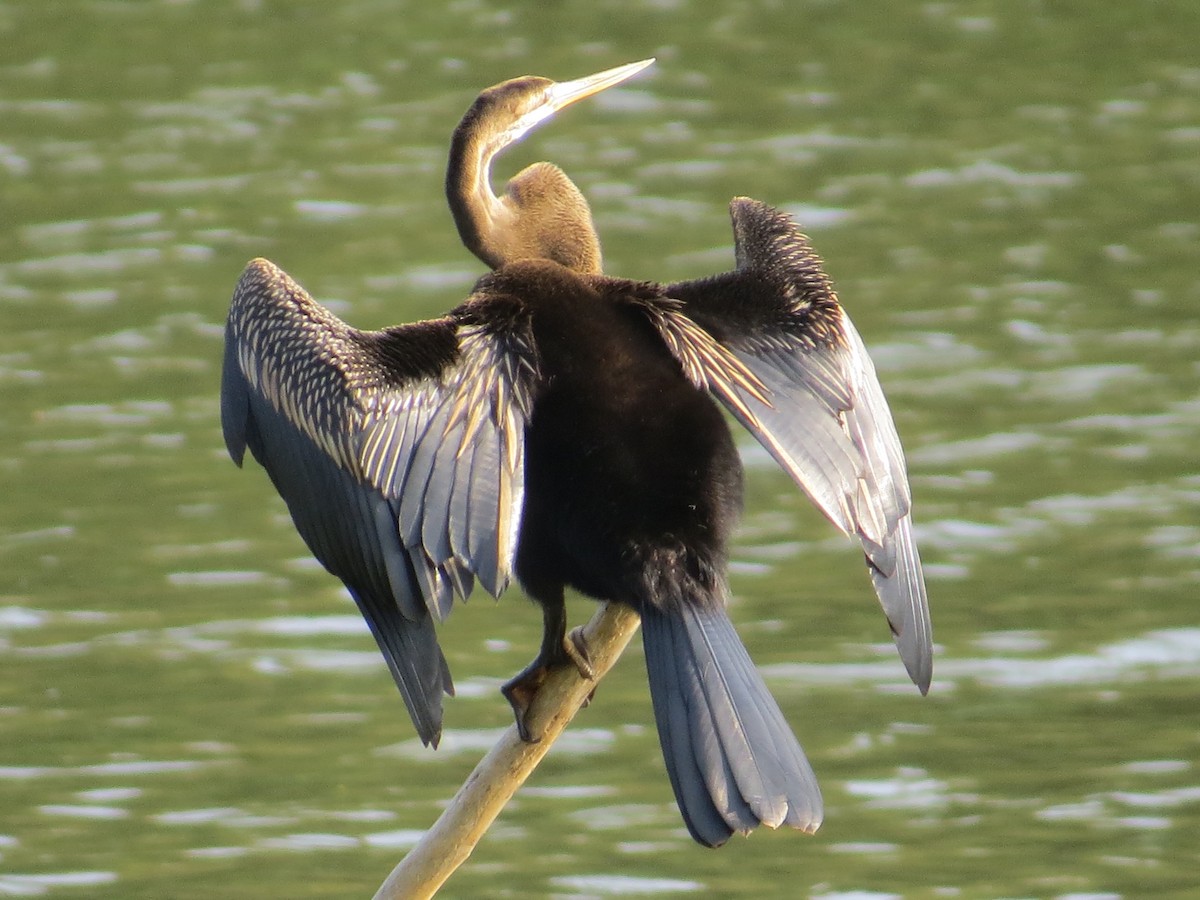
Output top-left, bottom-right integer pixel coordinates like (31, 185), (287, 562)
(565, 625), (595, 680)
(501, 629), (595, 742)
(501, 662), (551, 743)
(567, 625), (598, 709)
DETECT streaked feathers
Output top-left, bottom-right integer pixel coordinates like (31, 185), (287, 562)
(656, 198), (932, 693)
(221, 258), (536, 744)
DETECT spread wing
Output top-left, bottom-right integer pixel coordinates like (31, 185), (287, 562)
(220, 258), (537, 745)
(650, 198), (932, 692)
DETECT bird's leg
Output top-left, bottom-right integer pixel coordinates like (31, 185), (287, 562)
(502, 592), (595, 742)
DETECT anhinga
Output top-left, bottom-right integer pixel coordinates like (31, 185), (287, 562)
(221, 59), (932, 848)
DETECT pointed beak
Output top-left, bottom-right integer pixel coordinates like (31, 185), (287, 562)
(508, 58), (655, 142)
(545, 58), (656, 114)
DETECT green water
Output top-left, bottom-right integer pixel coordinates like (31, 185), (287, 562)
(3, 2), (1199, 897)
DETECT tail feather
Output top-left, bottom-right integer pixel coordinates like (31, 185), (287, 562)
(642, 601), (823, 847)
(682, 608), (791, 826)
(657, 612), (763, 836)
(703, 609), (821, 831)
(646, 632), (748, 844)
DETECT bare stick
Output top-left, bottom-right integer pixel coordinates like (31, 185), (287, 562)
(372, 602), (642, 900)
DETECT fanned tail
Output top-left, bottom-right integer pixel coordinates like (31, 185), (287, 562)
(641, 601), (823, 847)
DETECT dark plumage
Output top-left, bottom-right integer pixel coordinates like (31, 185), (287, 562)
(221, 61), (931, 848)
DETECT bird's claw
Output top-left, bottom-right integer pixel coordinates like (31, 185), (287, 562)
(501, 629), (596, 742)
(501, 663), (548, 743)
(566, 625), (595, 680)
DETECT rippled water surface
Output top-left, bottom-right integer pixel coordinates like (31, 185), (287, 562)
(3, 2), (1199, 898)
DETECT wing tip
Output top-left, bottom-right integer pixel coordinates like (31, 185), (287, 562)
(870, 554), (934, 695)
(233, 257), (291, 299)
(243, 256), (280, 277)
(727, 196), (796, 240)
(906, 647), (933, 696)
(898, 616), (933, 695)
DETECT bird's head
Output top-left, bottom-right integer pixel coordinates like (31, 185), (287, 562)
(447, 59), (654, 274)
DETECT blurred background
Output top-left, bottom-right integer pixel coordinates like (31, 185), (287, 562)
(2, 1), (1198, 897)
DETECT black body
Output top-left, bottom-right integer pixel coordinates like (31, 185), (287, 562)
(473, 260), (826, 844)
(511, 264), (741, 611)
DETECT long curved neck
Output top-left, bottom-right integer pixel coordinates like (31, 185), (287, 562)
(446, 106), (512, 270)
(446, 108), (603, 274)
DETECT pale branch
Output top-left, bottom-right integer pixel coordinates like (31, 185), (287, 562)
(372, 601), (643, 900)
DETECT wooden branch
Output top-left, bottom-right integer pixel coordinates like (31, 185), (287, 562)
(372, 601), (642, 900)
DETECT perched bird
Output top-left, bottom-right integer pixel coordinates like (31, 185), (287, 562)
(221, 59), (931, 847)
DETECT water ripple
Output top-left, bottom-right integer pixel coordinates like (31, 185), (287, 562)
(0, 759), (215, 780)
(38, 804), (129, 820)
(0, 871), (117, 896)
(908, 430), (1053, 466)
(905, 159), (1081, 190)
(376, 727), (616, 760)
(843, 768), (953, 810)
(763, 627), (1200, 690)
(550, 874), (703, 895)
